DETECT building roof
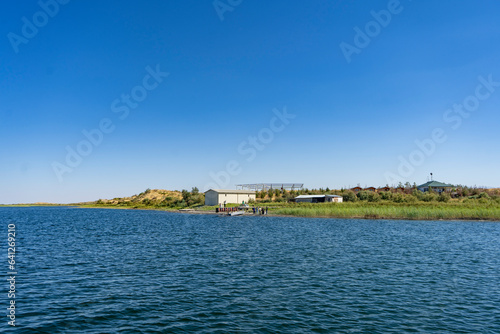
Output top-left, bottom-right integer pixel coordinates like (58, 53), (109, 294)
(205, 189), (256, 194)
(417, 181), (454, 188)
(295, 195), (342, 199)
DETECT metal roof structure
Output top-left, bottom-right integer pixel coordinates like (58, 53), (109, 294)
(295, 195), (342, 199)
(236, 183), (304, 191)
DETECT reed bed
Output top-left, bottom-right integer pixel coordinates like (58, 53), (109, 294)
(271, 202), (500, 220)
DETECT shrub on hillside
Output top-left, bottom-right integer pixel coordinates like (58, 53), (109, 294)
(268, 189), (274, 199)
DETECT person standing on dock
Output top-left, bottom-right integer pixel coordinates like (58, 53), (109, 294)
(265, 207), (268, 215)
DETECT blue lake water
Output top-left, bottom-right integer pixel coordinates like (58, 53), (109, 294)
(2, 206), (500, 333)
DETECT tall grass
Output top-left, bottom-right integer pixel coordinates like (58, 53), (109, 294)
(271, 202), (500, 220)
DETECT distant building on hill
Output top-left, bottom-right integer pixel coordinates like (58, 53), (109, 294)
(417, 181), (454, 194)
(351, 187), (363, 193)
(204, 189), (256, 206)
(351, 186), (378, 193)
(294, 195), (343, 203)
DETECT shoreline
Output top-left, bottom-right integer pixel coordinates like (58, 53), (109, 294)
(2, 204), (499, 222)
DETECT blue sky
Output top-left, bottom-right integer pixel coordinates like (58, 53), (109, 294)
(1, 0), (500, 203)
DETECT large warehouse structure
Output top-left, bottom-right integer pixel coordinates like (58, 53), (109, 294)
(204, 189), (256, 206)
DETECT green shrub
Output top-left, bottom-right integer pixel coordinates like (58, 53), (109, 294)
(422, 193), (438, 202)
(438, 193), (451, 202)
(405, 195), (418, 203)
(357, 191), (371, 201)
(478, 192), (491, 199)
(412, 189), (424, 200)
(392, 193), (405, 203)
(343, 191), (358, 202)
(479, 198), (490, 204)
(379, 191), (392, 201)
(367, 192), (380, 202)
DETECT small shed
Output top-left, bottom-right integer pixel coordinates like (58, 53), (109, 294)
(204, 189), (256, 206)
(295, 195), (343, 203)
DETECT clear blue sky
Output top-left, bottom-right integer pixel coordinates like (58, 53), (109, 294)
(1, 0), (500, 203)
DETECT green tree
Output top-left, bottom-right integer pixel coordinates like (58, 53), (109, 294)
(268, 189), (274, 199)
(182, 189), (192, 205)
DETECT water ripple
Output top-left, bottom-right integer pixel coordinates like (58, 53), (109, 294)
(2, 207), (500, 333)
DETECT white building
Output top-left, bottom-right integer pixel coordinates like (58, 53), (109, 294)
(295, 194), (343, 203)
(204, 189), (256, 206)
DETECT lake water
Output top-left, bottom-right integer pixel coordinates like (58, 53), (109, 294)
(2, 207), (500, 333)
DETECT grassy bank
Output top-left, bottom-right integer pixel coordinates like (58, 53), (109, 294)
(8, 187), (497, 221)
(7, 201), (498, 221)
(80, 200), (500, 221)
(270, 202), (500, 220)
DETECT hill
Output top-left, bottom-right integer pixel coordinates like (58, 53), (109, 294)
(95, 189), (183, 206)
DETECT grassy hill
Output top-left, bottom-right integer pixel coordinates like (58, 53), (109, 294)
(87, 188), (203, 209)
(95, 189), (182, 205)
